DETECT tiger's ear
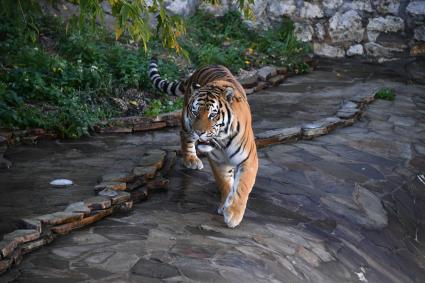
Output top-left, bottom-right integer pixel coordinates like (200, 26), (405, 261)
(225, 87), (235, 103)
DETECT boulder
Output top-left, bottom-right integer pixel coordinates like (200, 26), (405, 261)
(250, 0), (270, 27)
(313, 43), (345, 58)
(414, 26), (425, 41)
(367, 16), (404, 42)
(364, 42), (404, 58)
(367, 16), (404, 32)
(314, 23), (326, 41)
(294, 22), (314, 42)
(199, 1), (228, 17)
(341, 0), (373, 13)
(329, 10), (364, 43)
(322, 0), (343, 16)
(406, 1), (425, 16)
(300, 2), (324, 19)
(373, 0), (400, 15)
(164, 0), (199, 17)
(323, 0), (343, 11)
(268, 0), (296, 21)
(346, 44), (364, 56)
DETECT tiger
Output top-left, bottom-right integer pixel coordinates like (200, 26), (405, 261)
(148, 58), (258, 228)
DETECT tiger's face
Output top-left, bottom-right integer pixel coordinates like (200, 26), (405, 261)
(185, 84), (235, 152)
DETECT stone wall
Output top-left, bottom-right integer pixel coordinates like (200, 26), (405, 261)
(195, 0), (425, 60)
(44, 0), (425, 60)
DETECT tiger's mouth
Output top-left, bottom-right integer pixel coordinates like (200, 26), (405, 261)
(197, 139), (214, 153)
(197, 140), (211, 146)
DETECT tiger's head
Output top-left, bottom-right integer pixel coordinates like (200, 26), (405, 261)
(185, 83), (236, 153)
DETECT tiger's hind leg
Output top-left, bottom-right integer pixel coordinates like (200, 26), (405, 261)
(208, 158), (234, 215)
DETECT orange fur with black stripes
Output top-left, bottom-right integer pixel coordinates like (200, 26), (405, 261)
(148, 58), (258, 228)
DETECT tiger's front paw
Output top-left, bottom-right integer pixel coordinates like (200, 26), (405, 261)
(182, 154), (204, 170)
(223, 202), (245, 228)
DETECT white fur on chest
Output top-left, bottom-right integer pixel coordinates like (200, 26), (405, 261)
(206, 146), (247, 166)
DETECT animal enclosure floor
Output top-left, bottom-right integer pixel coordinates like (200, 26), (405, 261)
(1, 58), (425, 282)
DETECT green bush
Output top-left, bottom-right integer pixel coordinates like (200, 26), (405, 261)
(0, 16), (180, 138)
(144, 97), (184, 117)
(0, 10), (309, 139)
(181, 11), (310, 73)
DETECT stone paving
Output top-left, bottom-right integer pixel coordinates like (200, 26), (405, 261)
(1, 58), (425, 282)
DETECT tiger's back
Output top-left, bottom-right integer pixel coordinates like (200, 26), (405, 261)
(148, 58), (258, 228)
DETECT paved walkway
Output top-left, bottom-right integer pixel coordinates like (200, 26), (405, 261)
(1, 59), (425, 282)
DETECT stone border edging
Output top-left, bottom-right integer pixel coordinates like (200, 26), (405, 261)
(0, 149), (176, 274)
(255, 91), (377, 148)
(91, 58), (318, 134)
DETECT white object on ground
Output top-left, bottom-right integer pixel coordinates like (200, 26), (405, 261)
(50, 179), (73, 186)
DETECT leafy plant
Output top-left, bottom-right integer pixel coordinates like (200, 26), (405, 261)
(144, 97), (184, 117)
(0, 0), (253, 54)
(0, 5), (309, 139)
(375, 88), (395, 101)
(181, 11), (310, 73)
(0, 15), (181, 138)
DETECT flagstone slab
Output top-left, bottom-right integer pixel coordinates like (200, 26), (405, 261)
(138, 149), (166, 169)
(95, 181), (126, 191)
(133, 165), (157, 179)
(51, 208), (113, 235)
(64, 202), (91, 217)
(256, 127), (302, 147)
(19, 219), (42, 233)
(3, 230), (40, 245)
(302, 117), (343, 139)
(101, 172), (135, 183)
(35, 212), (84, 225)
(0, 240), (17, 258)
(84, 197), (111, 210)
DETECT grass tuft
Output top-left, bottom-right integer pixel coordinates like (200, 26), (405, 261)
(375, 88), (395, 101)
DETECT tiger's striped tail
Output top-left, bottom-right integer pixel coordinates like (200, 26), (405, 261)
(148, 58), (184, 96)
